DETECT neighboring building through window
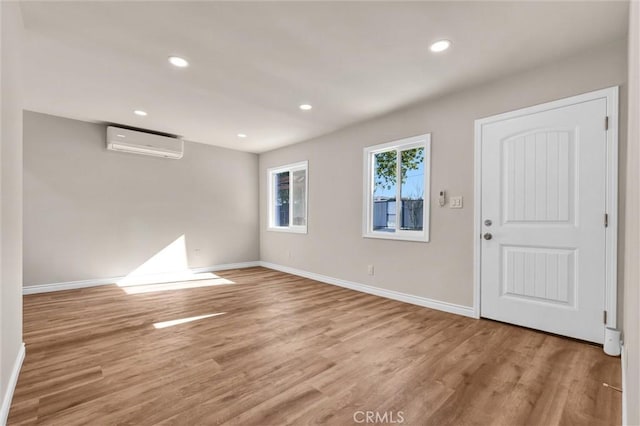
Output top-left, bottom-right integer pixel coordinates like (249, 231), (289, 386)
(363, 134), (430, 242)
(267, 160), (308, 233)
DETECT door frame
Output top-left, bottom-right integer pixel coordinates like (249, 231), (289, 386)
(473, 86), (619, 330)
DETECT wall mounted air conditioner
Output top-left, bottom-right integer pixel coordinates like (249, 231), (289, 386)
(107, 126), (184, 159)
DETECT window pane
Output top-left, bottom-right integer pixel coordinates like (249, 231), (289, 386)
(400, 147), (425, 231)
(292, 169), (306, 226)
(274, 171), (289, 227)
(373, 150), (397, 233)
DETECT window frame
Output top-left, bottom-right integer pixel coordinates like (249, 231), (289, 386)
(363, 134), (431, 242)
(267, 160), (308, 234)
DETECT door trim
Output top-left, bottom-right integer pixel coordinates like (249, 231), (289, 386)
(473, 86), (619, 329)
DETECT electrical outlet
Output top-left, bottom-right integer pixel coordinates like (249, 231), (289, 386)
(367, 265), (375, 276)
(450, 196), (463, 209)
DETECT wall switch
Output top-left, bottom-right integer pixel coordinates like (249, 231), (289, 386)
(450, 196), (463, 209)
(367, 265), (375, 276)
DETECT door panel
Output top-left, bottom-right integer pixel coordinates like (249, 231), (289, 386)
(480, 98), (607, 343)
(503, 130), (574, 224)
(502, 246), (575, 306)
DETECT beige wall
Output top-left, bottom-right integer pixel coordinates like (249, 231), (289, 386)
(624, 2), (639, 424)
(23, 112), (259, 286)
(1, 0), (24, 414)
(260, 40), (627, 311)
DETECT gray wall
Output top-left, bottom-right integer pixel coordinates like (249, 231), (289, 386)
(23, 112), (259, 286)
(1, 0), (24, 415)
(259, 40), (627, 310)
(623, 2), (639, 424)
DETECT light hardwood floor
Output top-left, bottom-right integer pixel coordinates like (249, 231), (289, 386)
(9, 267), (621, 425)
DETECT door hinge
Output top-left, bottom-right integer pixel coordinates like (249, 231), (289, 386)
(604, 213), (609, 227)
(604, 310), (608, 324)
(605, 116), (609, 131)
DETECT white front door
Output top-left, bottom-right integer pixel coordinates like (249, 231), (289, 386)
(479, 89), (617, 344)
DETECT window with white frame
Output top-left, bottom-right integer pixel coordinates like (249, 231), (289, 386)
(267, 161), (308, 233)
(363, 134), (430, 242)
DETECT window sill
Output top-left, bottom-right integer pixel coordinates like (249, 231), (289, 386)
(363, 232), (428, 243)
(267, 226), (308, 234)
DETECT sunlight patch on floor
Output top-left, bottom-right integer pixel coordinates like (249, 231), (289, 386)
(119, 270), (219, 287)
(153, 312), (226, 329)
(121, 277), (235, 294)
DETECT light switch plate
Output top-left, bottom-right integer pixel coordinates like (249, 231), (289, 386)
(450, 196), (463, 209)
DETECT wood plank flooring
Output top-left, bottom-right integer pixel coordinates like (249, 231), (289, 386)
(9, 267), (621, 425)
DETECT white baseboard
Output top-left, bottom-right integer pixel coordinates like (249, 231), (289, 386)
(259, 261), (476, 318)
(622, 343), (627, 426)
(22, 261), (261, 295)
(23, 276), (124, 295)
(23, 260), (475, 319)
(1, 342), (25, 425)
(190, 262), (261, 274)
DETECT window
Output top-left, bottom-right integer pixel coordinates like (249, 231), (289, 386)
(268, 161), (308, 233)
(363, 134), (430, 242)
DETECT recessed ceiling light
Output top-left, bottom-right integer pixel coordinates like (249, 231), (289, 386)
(237, 133), (247, 138)
(430, 40), (451, 53)
(117, 134), (126, 138)
(168, 56), (189, 68)
(299, 104), (312, 111)
(134, 110), (147, 116)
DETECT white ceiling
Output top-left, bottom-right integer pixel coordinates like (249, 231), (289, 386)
(20, 1), (628, 153)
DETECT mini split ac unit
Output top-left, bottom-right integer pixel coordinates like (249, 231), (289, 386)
(107, 126), (184, 159)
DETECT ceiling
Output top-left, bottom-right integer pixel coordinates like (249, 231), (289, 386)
(20, 1), (628, 153)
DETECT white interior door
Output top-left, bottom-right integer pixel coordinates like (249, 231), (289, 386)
(478, 90), (617, 344)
